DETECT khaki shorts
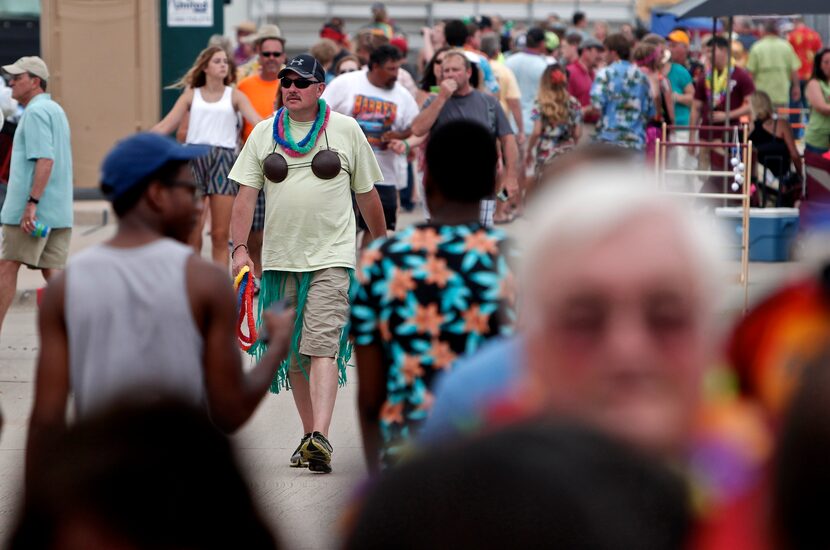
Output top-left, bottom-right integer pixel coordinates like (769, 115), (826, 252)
(279, 267), (351, 372)
(1, 224), (71, 269)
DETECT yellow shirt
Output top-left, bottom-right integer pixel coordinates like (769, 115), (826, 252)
(228, 111), (383, 271)
(491, 60), (521, 121)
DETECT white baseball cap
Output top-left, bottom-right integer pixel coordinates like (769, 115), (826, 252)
(2, 56), (49, 82)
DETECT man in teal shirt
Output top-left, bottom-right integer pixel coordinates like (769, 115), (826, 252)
(0, 56), (73, 336)
(666, 30), (696, 188)
(747, 21), (801, 107)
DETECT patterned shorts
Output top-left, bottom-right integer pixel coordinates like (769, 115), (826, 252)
(251, 189), (266, 232)
(479, 199), (496, 228)
(190, 146), (238, 196)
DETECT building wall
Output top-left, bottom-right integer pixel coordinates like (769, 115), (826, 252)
(41, 0), (160, 189)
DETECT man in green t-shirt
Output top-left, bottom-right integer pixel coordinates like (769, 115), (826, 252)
(747, 21), (801, 107)
(229, 54), (386, 474)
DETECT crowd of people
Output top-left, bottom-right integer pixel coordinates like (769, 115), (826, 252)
(0, 4), (830, 549)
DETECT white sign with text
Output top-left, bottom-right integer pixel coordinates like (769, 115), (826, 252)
(167, 0), (213, 27)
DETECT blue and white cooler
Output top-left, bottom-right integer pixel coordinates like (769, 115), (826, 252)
(715, 207), (800, 262)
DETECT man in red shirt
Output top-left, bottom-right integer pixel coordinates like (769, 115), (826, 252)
(691, 36), (755, 196)
(789, 17), (823, 86)
(788, 17), (823, 135)
(567, 36), (605, 142)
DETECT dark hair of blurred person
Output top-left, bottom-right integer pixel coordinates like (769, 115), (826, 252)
(368, 43), (403, 71)
(604, 32), (632, 62)
(424, 119), (497, 204)
(443, 19), (469, 48)
(344, 422), (690, 549)
(10, 398), (279, 550)
(572, 11), (587, 28)
(772, 349), (830, 550)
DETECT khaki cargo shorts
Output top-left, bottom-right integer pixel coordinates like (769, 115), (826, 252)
(1, 224), (71, 269)
(279, 267), (351, 372)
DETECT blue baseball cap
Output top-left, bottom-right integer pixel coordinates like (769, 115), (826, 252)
(100, 133), (208, 200)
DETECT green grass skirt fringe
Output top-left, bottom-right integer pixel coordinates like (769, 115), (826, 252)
(247, 269), (356, 394)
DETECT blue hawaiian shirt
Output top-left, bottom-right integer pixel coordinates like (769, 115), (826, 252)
(590, 61), (655, 150)
(350, 222), (516, 468)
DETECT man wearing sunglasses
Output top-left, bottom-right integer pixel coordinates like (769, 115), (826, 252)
(28, 133), (295, 471)
(229, 54), (386, 474)
(237, 27), (287, 279)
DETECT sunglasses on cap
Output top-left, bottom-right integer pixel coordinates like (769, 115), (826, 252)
(280, 77), (318, 89)
(261, 51), (284, 58)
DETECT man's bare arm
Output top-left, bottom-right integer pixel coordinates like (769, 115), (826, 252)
(27, 274), (70, 481)
(355, 343), (386, 474)
(355, 188), (387, 243)
(499, 133), (520, 195)
(193, 258), (292, 432)
(230, 184), (259, 277)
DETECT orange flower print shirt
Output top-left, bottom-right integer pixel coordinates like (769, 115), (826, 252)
(350, 222), (517, 468)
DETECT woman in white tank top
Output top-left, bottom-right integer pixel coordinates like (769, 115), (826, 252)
(152, 46), (262, 268)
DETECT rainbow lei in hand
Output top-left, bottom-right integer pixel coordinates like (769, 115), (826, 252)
(233, 266), (258, 351)
(273, 99), (331, 158)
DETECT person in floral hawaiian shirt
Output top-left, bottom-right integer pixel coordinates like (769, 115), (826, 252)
(590, 33), (655, 151)
(526, 63), (582, 181)
(351, 120), (517, 472)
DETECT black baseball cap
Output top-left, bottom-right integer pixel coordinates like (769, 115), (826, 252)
(279, 54), (326, 83)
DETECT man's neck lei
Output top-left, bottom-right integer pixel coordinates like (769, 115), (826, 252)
(273, 99), (331, 158)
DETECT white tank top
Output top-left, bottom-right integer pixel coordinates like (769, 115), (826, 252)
(65, 239), (205, 418)
(186, 86), (238, 148)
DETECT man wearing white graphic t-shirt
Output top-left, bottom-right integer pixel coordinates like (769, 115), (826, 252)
(323, 45), (419, 246)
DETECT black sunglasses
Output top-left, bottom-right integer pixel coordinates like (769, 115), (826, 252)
(261, 51), (284, 58)
(165, 180), (203, 199)
(280, 77), (317, 89)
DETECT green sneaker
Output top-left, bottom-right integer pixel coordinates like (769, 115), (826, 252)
(303, 432), (333, 474)
(290, 433), (312, 468)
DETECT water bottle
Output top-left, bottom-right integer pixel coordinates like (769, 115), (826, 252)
(30, 220), (50, 238)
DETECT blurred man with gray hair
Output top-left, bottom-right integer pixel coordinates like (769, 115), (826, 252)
(422, 161), (723, 460)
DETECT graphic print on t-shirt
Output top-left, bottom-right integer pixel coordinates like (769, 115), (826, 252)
(351, 94), (398, 151)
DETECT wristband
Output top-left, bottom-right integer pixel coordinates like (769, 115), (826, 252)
(403, 141), (410, 156)
(27, 195), (40, 205)
(232, 243), (249, 258)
